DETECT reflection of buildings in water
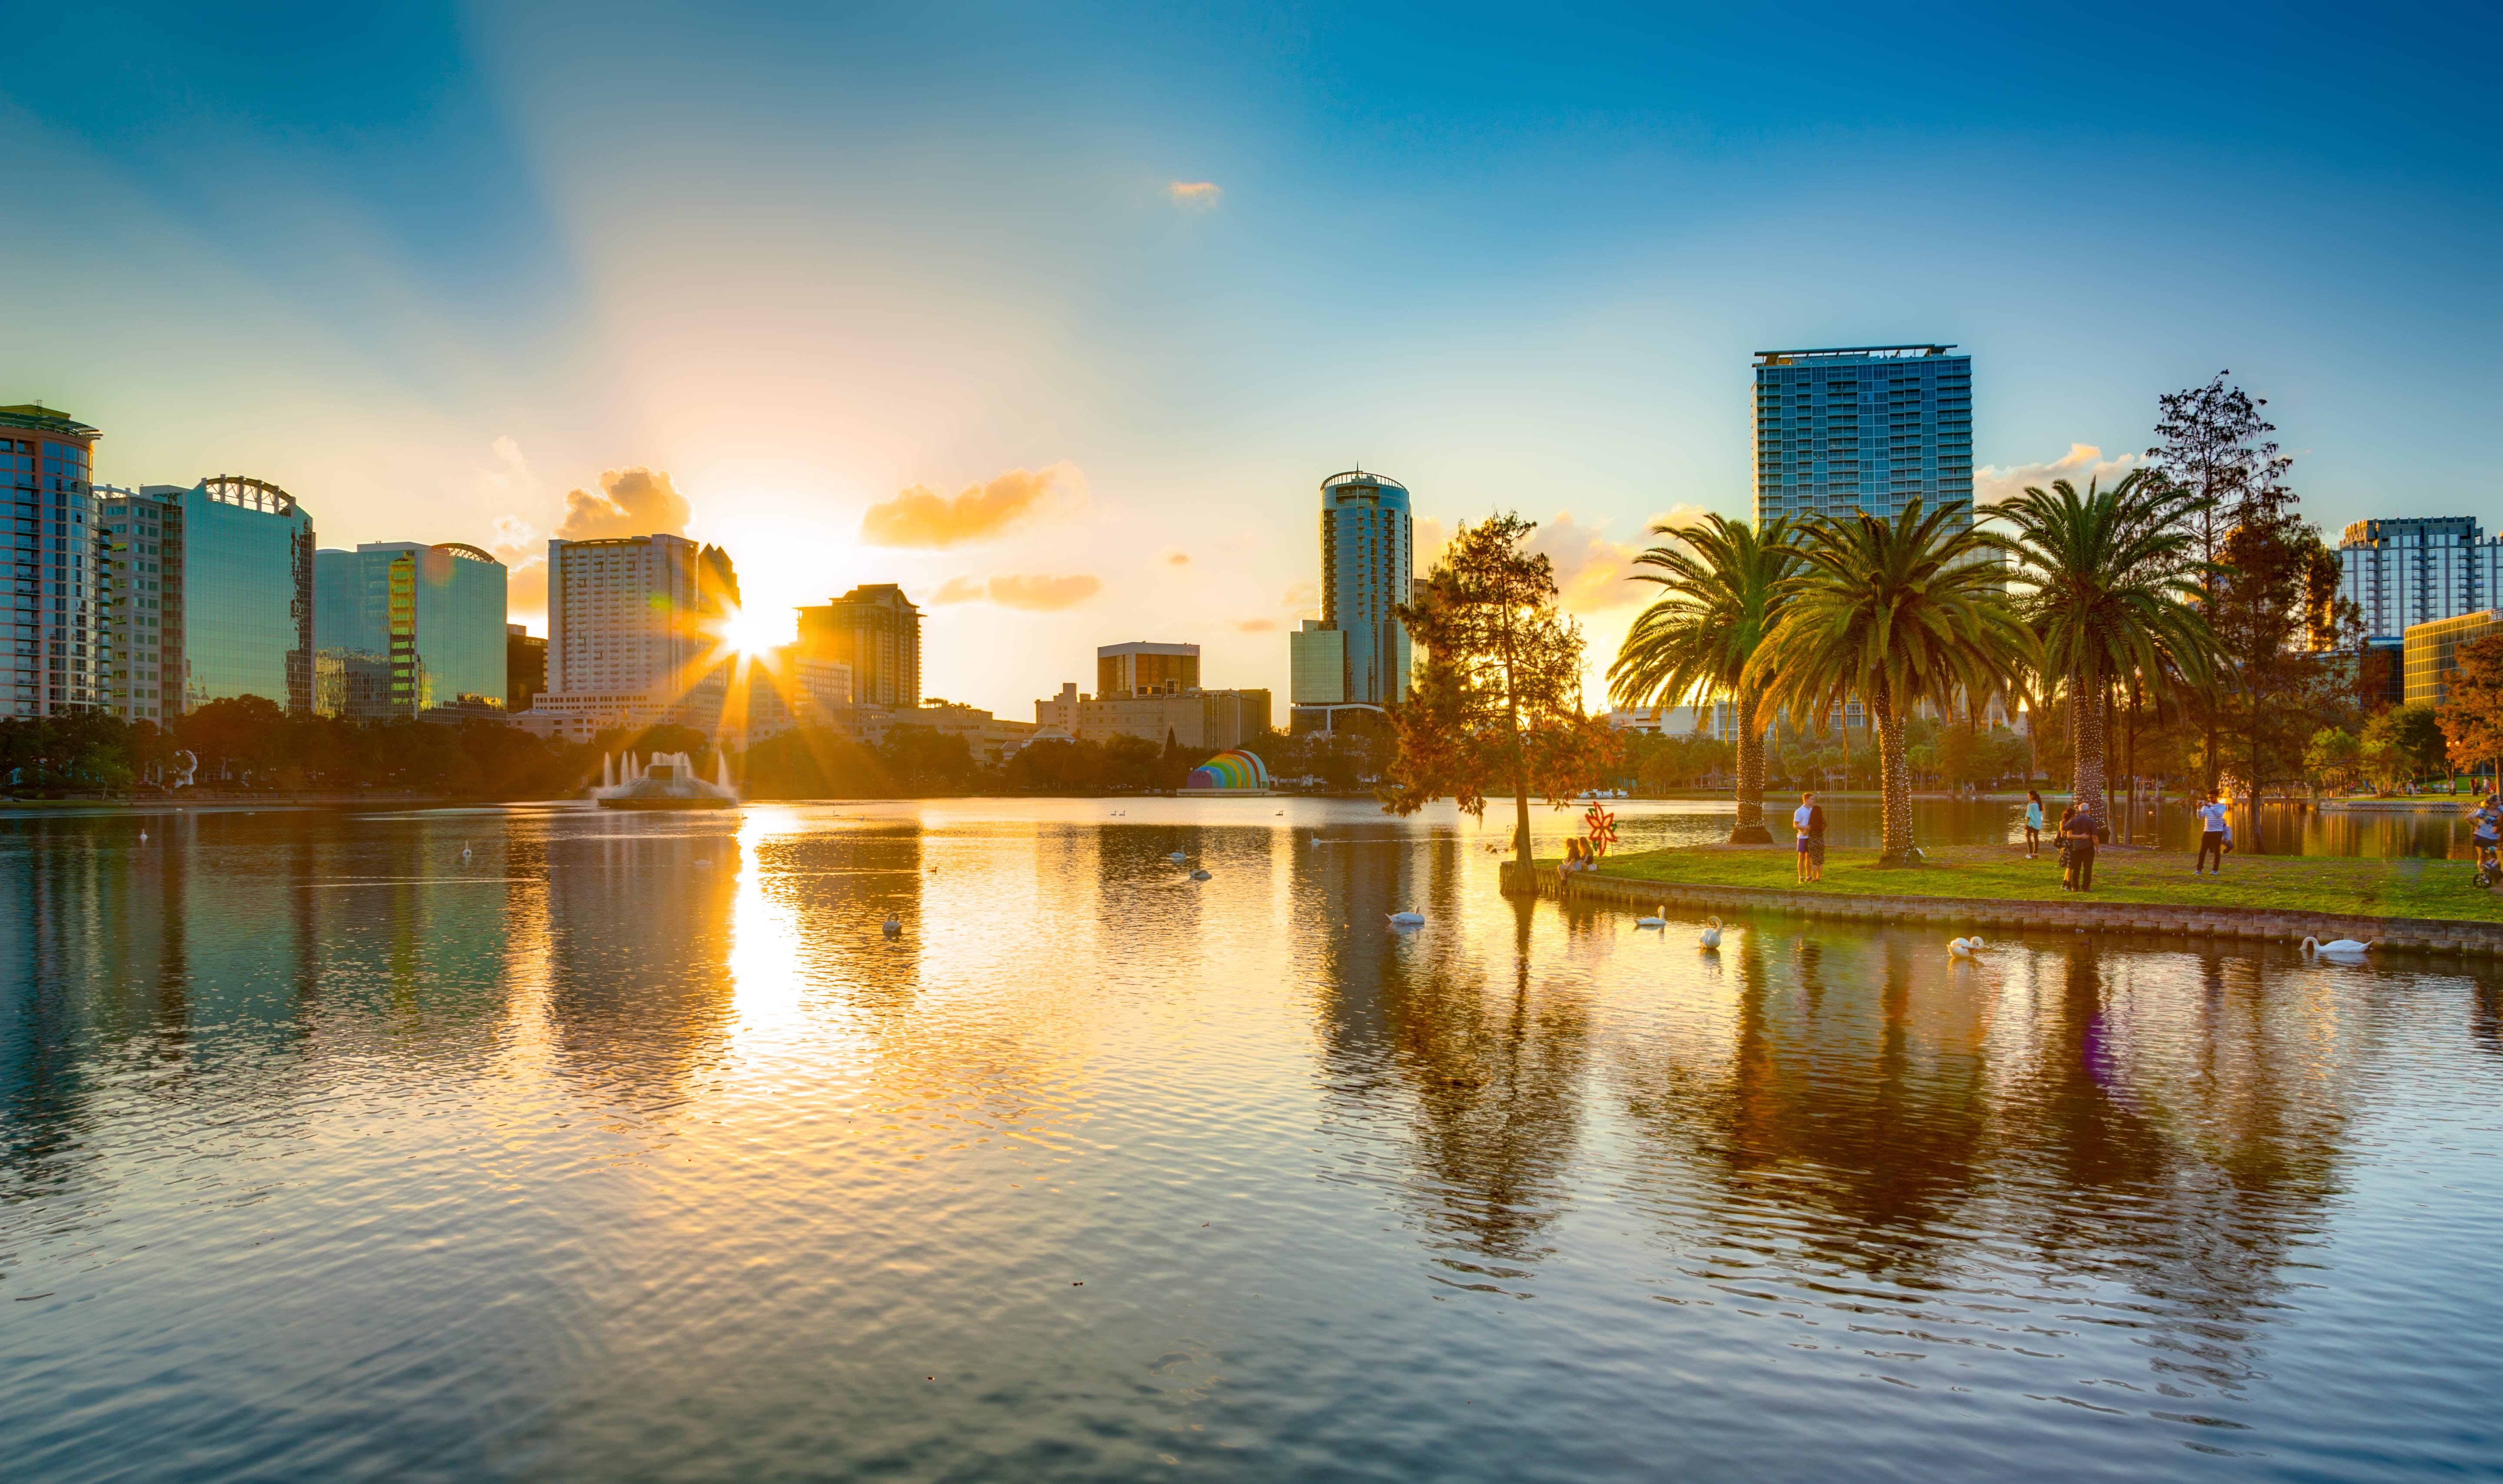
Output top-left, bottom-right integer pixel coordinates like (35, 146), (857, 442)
(0, 811), (332, 1191)
(541, 813), (746, 1106)
(2475, 980), (2502, 1057)
(1305, 831), (1591, 1266)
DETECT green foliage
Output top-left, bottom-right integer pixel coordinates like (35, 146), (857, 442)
(1749, 500), (2034, 861)
(1385, 512), (1618, 862)
(2439, 631), (2503, 780)
(999, 733), (1164, 792)
(0, 701), (607, 797)
(1610, 513), (1793, 836)
(2361, 703), (2447, 786)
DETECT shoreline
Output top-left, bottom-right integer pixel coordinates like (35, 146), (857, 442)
(1505, 843), (2503, 954)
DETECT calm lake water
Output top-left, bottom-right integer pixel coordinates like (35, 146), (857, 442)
(4, 798), (2500, 1481)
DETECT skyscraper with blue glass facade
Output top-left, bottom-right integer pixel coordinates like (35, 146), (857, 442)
(1751, 346), (1973, 528)
(2, 405), (108, 717)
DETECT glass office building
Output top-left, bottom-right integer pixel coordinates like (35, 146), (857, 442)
(315, 542), (508, 720)
(2, 405), (109, 717)
(2403, 609), (2500, 707)
(1752, 346), (1973, 527)
(181, 477), (314, 715)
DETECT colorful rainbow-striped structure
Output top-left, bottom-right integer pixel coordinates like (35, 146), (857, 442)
(1185, 749), (1271, 791)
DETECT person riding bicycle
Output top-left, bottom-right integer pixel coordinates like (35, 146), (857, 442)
(2473, 794), (2502, 883)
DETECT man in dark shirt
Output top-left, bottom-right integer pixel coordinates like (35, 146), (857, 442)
(2063, 806), (2098, 891)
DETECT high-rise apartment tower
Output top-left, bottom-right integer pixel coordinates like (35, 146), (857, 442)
(797, 584), (922, 710)
(3, 405), (108, 717)
(97, 484), (185, 722)
(1288, 468), (1411, 731)
(2337, 518), (2503, 642)
(1752, 346), (1972, 528)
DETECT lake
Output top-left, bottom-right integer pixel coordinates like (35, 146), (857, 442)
(3, 798), (2499, 1481)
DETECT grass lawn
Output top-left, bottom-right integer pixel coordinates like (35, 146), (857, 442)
(1585, 842), (2503, 924)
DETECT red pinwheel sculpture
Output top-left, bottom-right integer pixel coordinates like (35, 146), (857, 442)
(1583, 802), (1618, 859)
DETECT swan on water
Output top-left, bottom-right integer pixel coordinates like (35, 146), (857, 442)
(1949, 936), (1978, 958)
(1190, 869), (1212, 881)
(1388, 910), (1426, 926)
(1634, 907), (1667, 929)
(1168, 850), (1188, 862)
(882, 916), (902, 936)
(1699, 916), (1723, 948)
(2302, 935), (2374, 956)
(461, 845), (472, 862)
(694, 859), (712, 868)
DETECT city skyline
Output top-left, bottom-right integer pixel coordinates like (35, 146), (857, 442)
(4, 4), (2498, 718)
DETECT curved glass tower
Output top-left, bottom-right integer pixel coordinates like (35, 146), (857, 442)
(1289, 469), (1411, 727)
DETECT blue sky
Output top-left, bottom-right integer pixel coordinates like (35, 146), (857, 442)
(4, 1), (2496, 713)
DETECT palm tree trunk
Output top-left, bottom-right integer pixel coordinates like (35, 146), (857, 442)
(1874, 677), (1915, 863)
(2071, 674), (2109, 830)
(1730, 685), (1772, 844)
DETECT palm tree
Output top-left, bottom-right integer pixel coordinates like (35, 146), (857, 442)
(1610, 515), (1795, 843)
(1986, 473), (2215, 831)
(1749, 500), (2035, 865)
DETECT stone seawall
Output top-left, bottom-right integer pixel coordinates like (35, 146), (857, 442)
(1499, 860), (2503, 956)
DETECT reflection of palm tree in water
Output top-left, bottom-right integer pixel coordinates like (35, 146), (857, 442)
(1622, 929), (1992, 1281)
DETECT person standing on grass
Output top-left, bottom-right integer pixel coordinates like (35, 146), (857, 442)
(2195, 789), (2229, 876)
(1794, 791), (1820, 883)
(2024, 790), (2045, 859)
(2064, 803), (2098, 891)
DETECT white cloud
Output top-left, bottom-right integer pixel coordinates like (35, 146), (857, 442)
(1168, 181), (1222, 211)
(1974, 443), (2142, 511)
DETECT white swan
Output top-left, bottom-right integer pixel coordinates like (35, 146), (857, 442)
(1634, 906), (1667, 929)
(460, 845), (472, 862)
(1168, 850), (1188, 862)
(881, 916), (902, 936)
(2302, 935), (2374, 956)
(1388, 910), (1426, 926)
(693, 859), (712, 868)
(1698, 916), (1723, 948)
(1949, 936), (1977, 958)
(1190, 869), (1212, 881)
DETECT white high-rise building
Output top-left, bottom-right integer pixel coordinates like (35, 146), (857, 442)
(1288, 468), (1412, 731)
(519, 533), (737, 740)
(2338, 518), (2503, 641)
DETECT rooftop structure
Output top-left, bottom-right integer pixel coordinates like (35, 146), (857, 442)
(1098, 641), (1198, 697)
